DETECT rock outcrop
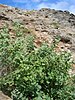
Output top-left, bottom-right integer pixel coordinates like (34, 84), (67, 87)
(0, 91), (12, 100)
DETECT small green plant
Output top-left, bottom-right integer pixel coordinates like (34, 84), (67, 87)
(13, 22), (31, 36)
(0, 23), (34, 76)
(24, 10), (35, 15)
(0, 26), (12, 73)
(51, 22), (59, 29)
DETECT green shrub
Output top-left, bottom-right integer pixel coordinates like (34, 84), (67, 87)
(0, 24), (75, 100)
(0, 24), (34, 76)
(51, 22), (59, 29)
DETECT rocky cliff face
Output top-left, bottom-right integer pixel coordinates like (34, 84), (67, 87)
(0, 4), (75, 99)
(0, 5), (75, 55)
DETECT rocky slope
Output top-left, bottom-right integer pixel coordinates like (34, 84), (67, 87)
(0, 4), (75, 99)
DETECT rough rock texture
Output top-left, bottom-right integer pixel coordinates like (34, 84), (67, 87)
(0, 4), (75, 99)
(0, 91), (12, 100)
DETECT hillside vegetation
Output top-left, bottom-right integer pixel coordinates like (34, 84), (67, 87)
(0, 23), (75, 100)
(0, 4), (75, 100)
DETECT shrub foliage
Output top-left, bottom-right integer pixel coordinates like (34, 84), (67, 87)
(0, 23), (75, 100)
